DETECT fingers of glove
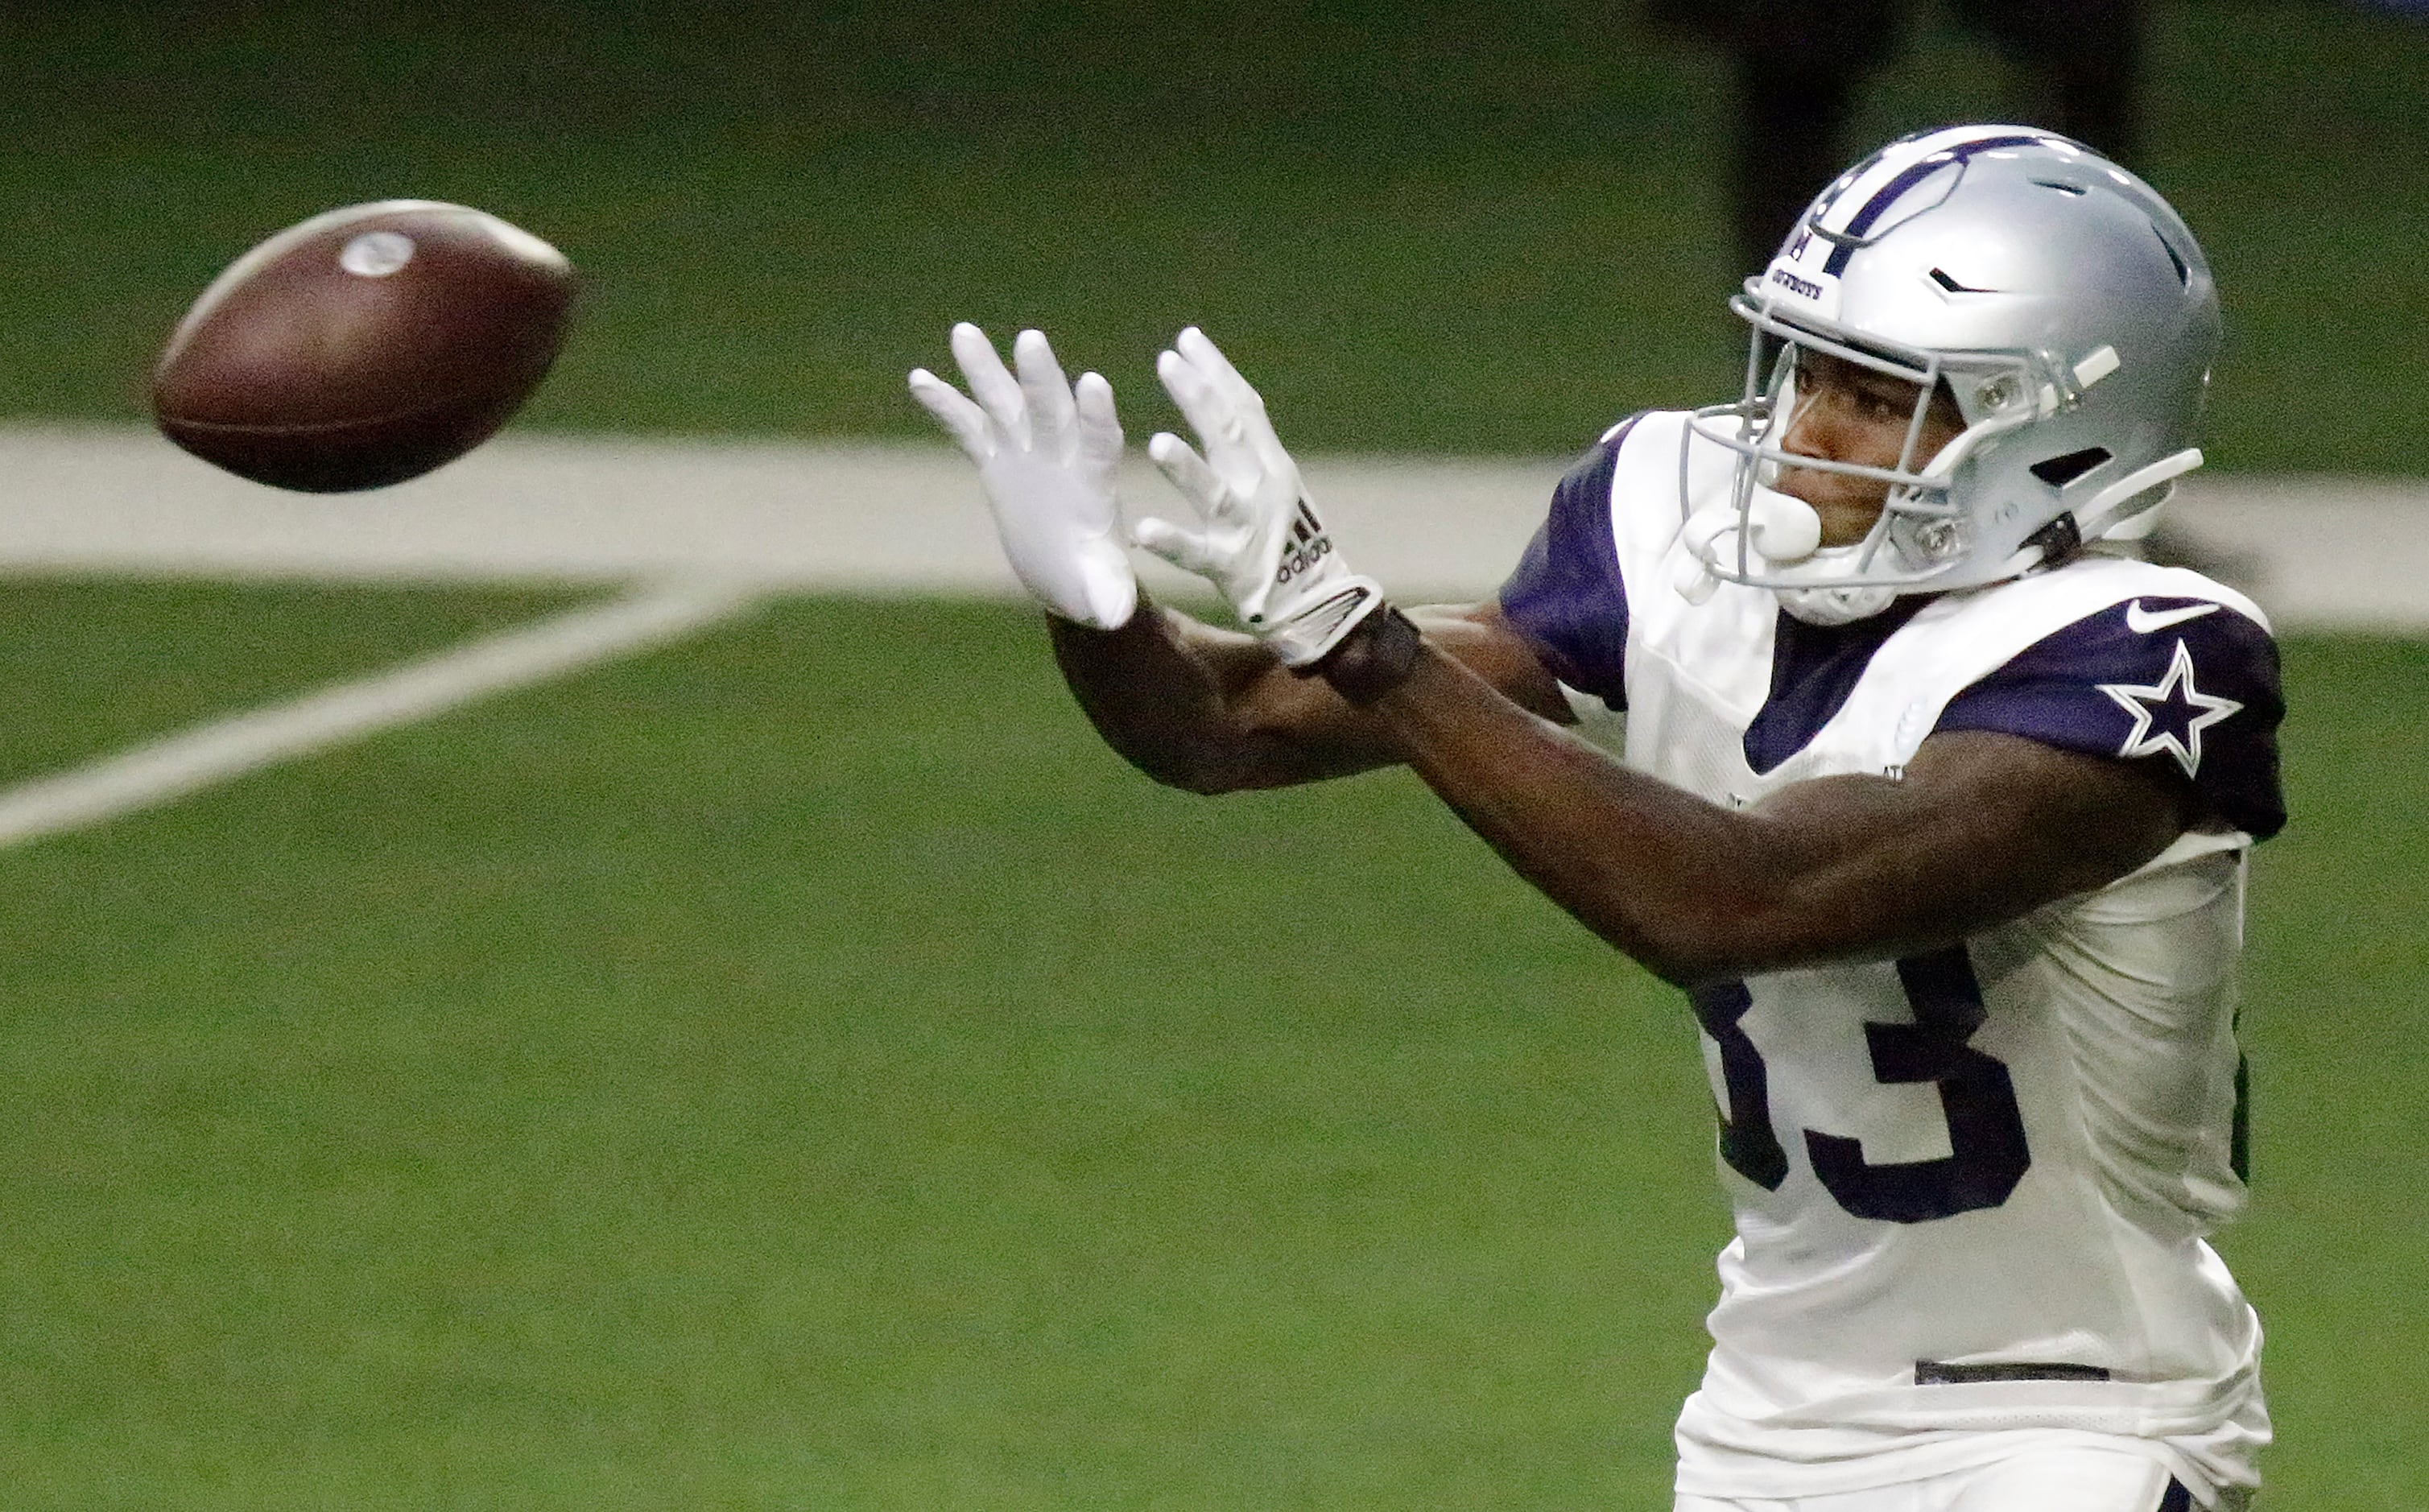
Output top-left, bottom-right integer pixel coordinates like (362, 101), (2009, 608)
(907, 369), (996, 461)
(949, 322), (1030, 448)
(1156, 349), (1265, 506)
(1128, 514), (1224, 577)
(1154, 347), (1228, 446)
(1073, 371), (1125, 477)
(1174, 326), (1295, 479)
(1012, 328), (1081, 462)
(1174, 325), (1265, 416)
(1146, 432), (1236, 525)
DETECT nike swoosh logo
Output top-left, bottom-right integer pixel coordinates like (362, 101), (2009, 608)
(2125, 600), (2220, 634)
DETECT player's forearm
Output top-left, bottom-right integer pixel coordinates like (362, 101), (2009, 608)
(1365, 646), (1778, 984)
(1365, 646), (2187, 985)
(1047, 601), (1401, 793)
(1365, 642), (1968, 987)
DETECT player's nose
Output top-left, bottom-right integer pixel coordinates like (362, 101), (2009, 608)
(1775, 390), (1841, 464)
(1770, 413), (1840, 511)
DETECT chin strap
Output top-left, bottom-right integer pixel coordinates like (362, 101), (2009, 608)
(1777, 580), (1899, 626)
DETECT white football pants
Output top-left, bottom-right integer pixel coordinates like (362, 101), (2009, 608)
(1676, 1443), (2211, 1512)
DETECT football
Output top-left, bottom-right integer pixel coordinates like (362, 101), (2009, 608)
(152, 200), (576, 493)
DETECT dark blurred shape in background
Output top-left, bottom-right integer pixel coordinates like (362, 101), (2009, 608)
(1649, 0), (2144, 277)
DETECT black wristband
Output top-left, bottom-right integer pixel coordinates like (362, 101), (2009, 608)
(1308, 605), (1423, 705)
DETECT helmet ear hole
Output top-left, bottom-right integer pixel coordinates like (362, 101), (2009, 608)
(2029, 446), (2113, 488)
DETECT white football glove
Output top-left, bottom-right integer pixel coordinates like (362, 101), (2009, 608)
(908, 323), (1138, 630)
(1131, 327), (1383, 667)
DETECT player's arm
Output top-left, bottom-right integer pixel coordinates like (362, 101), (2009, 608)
(1124, 328), (2202, 987)
(1045, 597), (1569, 792)
(908, 321), (1572, 791)
(1358, 637), (2191, 987)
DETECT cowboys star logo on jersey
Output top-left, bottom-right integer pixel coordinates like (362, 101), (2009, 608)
(2098, 636), (2244, 777)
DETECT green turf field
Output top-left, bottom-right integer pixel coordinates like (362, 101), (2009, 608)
(0, 585), (2415, 1509)
(3, 2), (2427, 470)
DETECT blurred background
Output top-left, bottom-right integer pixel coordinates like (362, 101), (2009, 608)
(0, 3), (2421, 1509)
(6, 0), (2426, 465)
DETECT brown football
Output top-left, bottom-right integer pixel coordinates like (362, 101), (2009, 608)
(152, 200), (576, 493)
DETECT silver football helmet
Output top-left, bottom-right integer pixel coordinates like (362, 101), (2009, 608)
(1683, 125), (2222, 619)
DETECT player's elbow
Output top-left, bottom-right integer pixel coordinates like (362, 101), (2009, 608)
(1094, 713), (1364, 795)
(1631, 929), (1753, 993)
(1630, 894), (1943, 990)
(1147, 757), (1255, 796)
(1608, 893), (1813, 991)
(1100, 730), (1261, 795)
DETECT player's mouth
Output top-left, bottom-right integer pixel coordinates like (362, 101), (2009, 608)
(1771, 469), (1890, 548)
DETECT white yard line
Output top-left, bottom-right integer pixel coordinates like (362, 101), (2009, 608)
(0, 425), (2422, 626)
(0, 580), (759, 849)
(0, 426), (2417, 847)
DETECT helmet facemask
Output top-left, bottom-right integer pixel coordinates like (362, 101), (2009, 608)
(1682, 315), (2045, 619)
(1671, 126), (2222, 623)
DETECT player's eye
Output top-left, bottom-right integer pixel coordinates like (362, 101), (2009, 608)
(1853, 386), (1906, 421)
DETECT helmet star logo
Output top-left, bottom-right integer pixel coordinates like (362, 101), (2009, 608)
(2099, 638), (2241, 777)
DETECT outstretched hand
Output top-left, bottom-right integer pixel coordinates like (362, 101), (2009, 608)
(1132, 327), (1384, 667)
(909, 324), (1138, 630)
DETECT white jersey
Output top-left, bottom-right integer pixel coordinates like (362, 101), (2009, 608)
(1496, 412), (2286, 1506)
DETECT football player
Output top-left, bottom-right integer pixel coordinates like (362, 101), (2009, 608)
(911, 125), (2279, 1512)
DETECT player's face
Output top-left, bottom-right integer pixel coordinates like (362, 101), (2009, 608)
(1774, 350), (1968, 547)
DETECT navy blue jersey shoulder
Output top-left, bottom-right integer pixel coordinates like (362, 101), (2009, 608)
(1936, 596), (2286, 840)
(1497, 418), (1640, 707)
(1743, 597), (1932, 775)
